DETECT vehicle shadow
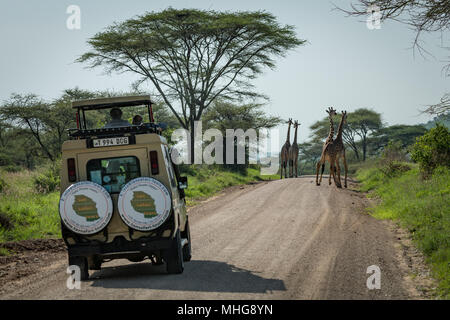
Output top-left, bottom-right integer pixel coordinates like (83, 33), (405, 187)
(90, 260), (286, 294)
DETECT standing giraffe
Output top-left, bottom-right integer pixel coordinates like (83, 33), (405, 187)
(280, 118), (293, 179)
(316, 107), (337, 185)
(288, 120), (300, 178)
(331, 111), (348, 188)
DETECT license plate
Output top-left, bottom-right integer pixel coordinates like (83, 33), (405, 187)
(93, 137), (129, 148)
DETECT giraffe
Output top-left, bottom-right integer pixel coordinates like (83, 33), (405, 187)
(280, 118), (293, 179)
(315, 110), (348, 188)
(331, 110), (348, 188)
(288, 120), (300, 178)
(315, 107), (337, 185)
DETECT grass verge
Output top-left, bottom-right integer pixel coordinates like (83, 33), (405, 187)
(184, 166), (278, 206)
(357, 163), (449, 299)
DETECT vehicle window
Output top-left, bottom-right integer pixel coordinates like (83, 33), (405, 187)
(86, 156), (140, 193)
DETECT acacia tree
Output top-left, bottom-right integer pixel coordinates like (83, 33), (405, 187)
(202, 100), (282, 172)
(77, 8), (305, 162)
(0, 94), (56, 161)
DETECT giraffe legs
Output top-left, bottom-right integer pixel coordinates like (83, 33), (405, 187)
(288, 159), (292, 178)
(319, 163), (325, 184)
(342, 152), (348, 188)
(315, 160), (322, 185)
(335, 159), (342, 188)
(294, 157), (298, 177)
(328, 164), (333, 185)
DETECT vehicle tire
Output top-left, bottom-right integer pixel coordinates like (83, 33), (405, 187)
(164, 229), (184, 274)
(90, 256), (102, 270)
(181, 218), (192, 262)
(69, 256), (89, 281)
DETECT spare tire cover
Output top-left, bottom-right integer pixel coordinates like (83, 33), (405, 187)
(59, 181), (113, 235)
(118, 177), (172, 231)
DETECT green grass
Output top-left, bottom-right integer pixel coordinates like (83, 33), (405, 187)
(184, 166), (279, 206)
(0, 170), (61, 242)
(356, 163), (450, 299)
(0, 166), (278, 242)
(0, 247), (12, 256)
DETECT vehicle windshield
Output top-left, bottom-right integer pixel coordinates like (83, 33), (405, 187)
(86, 156), (140, 193)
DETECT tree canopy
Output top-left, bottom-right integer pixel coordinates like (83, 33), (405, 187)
(77, 8), (305, 161)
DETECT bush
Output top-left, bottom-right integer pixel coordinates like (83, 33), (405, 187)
(379, 161), (411, 178)
(33, 162), (60, 194)
(411, 124), (450, 176)
(381, 140), (407, 163)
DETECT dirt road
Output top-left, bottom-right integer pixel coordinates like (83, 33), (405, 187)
(0, 177), (423, 299)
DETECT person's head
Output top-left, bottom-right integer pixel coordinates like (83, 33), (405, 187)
(132, 115), (143, 125)
(110, 108), (123, 120)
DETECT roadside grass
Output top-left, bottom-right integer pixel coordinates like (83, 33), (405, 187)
(0, 169), (61, 242)
(184, 166), (279, 206)
(0, 166), (278, 242)
(0, 247), (11, 256)
(356, 163), (450, 299)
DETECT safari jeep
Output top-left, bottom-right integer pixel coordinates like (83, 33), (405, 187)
(59, 95), (191, 280)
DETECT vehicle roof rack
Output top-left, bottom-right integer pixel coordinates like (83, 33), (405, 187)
(72, 95), (153, 110)
(68, 123), (162, 141)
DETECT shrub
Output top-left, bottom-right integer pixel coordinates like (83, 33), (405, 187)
(411, 124), (450, 176)
(33, 162), (60, 193)
(379, 161), (411, 178)
(381, 140), (407, 163)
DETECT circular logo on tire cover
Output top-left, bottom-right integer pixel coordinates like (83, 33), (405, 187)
(118, 177), (172, 231)
(59, 181), (113, 235)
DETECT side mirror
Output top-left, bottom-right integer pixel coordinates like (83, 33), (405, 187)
(178, 176), (188, 190)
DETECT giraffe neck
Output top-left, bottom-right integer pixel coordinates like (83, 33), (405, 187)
(286, 123), (291, 143)
(336, 115), (345, 141)
(293, 125), (298, 144)
(327, 116), (334, 140)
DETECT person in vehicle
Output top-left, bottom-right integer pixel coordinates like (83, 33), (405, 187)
(132, 115), (143, 126)
(104, 108), (130, 128)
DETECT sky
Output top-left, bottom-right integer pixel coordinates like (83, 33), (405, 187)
(0, 0), (448, 150)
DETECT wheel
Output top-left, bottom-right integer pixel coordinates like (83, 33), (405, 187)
(90, 256), (102, 270)
(68, 256), (89, 281)
(164, 229), (184, 274)
(181, 218), (192, 262)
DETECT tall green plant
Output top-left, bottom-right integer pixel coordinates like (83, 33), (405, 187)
(411, 124), (450, 176)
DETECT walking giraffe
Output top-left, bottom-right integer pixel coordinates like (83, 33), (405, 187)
(331, 110), (348, 188)
(315, 110), (348, 188)
(316, 107), (337, 185)
(288, 120), (300, 178)
(280, 118), (293, 179)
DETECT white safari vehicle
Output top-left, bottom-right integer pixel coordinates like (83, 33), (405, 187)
(59, 95), (191, 280)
